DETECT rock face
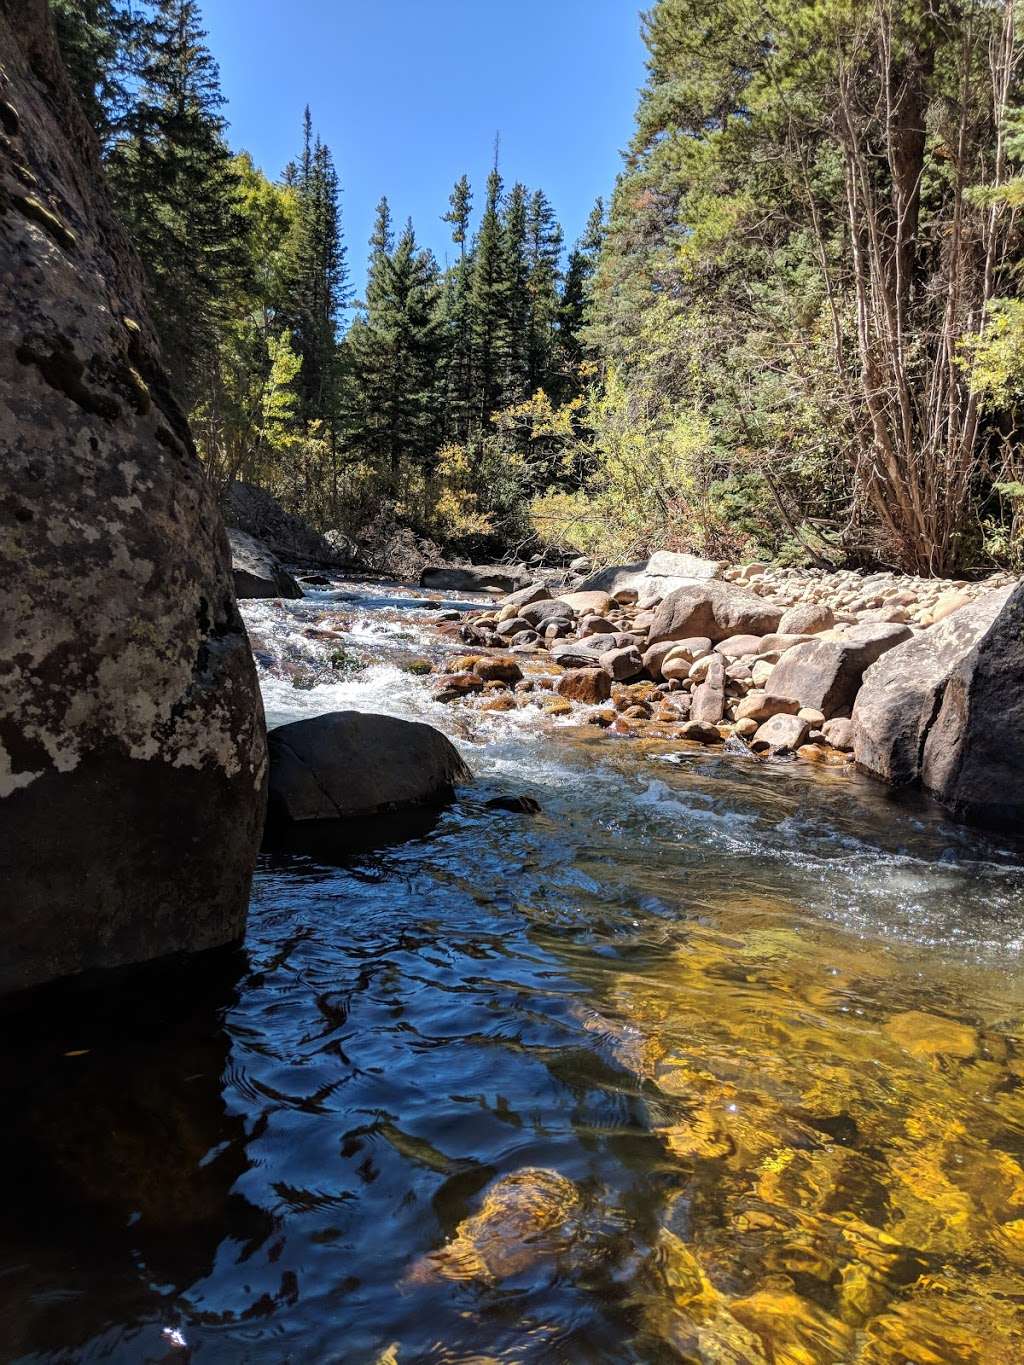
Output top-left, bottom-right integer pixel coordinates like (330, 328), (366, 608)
(0, 1), (267, 995)
(853, 589), (1011, 786)
(920, 583), (1024, 829)
(648, 582), (784, 645)
(420, 565), (529, 594)
(267, 712), (470, 824)
(223, 480), (353, 567)
(228, 528), (302, 600)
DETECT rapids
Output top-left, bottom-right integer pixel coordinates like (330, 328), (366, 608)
(3, 576), (1024, 1362)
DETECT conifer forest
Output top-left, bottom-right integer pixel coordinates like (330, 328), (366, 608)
(52, 0), (1024, 576)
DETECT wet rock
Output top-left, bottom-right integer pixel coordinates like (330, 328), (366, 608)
(485, 795), (541, 814)
(542, 697), (573, 717)
(549, 640), (604, 669)
(853, 587), (1012, 789)
(267, 712), (469, 824)
(556, 668), (612, 704)
(228, 529), (303, 600)
(921, 580), (1024, 831)
(0, 5), (267, 995)
(473, 657), (523, 686)
(885, 1010), (978, 1060)
(420, 565), (529, 594)
(599, 645), (644, 681)
(495, 616), (531, 638)
(521, 598), (575, 628)
(480, 694), (516, 713)
(406, 1168), (583, 1285)
(679, 720), (725, 744)
(765, 624), (911, 718)
(648, 582), (784, 646)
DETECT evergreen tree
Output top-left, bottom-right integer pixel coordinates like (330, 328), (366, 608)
(104, 0), (247, 401)
(440, 174), (474, 441)
(52, 0), (140, 148)
(558, 196), (604, 390)
(524, 188), (564, 394)
(345, 216), (443, 474)
(502, 182), (531, 403)
(279, 109), (348, 424)
(469, 165), (511, 426)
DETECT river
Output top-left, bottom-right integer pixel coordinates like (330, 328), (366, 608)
(3, 577), (1024, 1362)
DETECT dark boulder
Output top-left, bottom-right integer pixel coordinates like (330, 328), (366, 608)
(267, 711), (470, 824)
(921, 581), (1024, 831)
(223, 480), (354, 567)
(228, 528), (303, 600)
(420, 565), (530, 594)
(0, 1), (266, 997)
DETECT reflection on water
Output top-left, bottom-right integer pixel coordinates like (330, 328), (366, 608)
(3, 580), (1024, 1362)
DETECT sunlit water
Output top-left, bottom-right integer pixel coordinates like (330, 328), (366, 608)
(4, 579), (1024, 1362)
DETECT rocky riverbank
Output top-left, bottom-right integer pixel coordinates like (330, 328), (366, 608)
(420, 553), (1023, 831)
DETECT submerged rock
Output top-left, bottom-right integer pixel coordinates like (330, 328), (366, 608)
(266, 711), (469, 824)
(228, 528), (302, 599)
(406, 1167), (583, 1285)
(0, 1), (266, 995)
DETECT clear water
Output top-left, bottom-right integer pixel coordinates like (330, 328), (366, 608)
(3, 580), (1024, 1362)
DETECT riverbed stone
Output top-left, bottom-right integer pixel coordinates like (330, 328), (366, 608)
(765, 624), (912, 718)
(557, 589), (614, 615)
(753, 714), (811, 752)
(648, 582), (784, 645)
(267, 711), (469, 823)
(521, 598), (576, 628)
(690, 657), (726, 723)
(556, 668), (612, 704)
(852, 587), (1011, 788)
(778, 602), (835, 635)
(920, 580), (1024, 830)
(498, 582), (551, 609)
(0, 2), (268, 995)
(714, 633), (764, 659)
(822, 717), (855, 751)
(599, 645), (645, 681)
(420, 565), (529, 593)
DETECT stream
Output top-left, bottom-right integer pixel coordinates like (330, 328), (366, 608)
(4, 577), (1024, 1362)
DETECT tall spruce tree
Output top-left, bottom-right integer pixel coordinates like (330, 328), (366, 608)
(280, 108), (348, 424)
(524, 188), (564, 394)
(440, 174), (474, 441)
(558, 196), (604, 391)
(345, 215), (443, 474)
(104, 0), (247, 401)
(52, 0), (140, 148)
(469, 165), (511, 425)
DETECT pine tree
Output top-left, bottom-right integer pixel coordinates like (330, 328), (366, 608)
(280, 108), (348, 423)
(502, 182), (531, 403)
(559, 196), (604, 390)
(104, 0), (247, 401)
(440, 175), (474, 441)
(345, 216), (443, 474)
(52, 0), (140, 148)
(469, 165), (511, 426)
(525, 188), (564, 394)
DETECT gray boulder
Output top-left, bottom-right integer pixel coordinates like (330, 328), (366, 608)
(648, 581), (784, 645)
(853, 589), (1011, 786)
(921, 582), (1024, 830)
(267, 712), (470, 824)
(0, 2), (267, 996)
(420, 565), (530, 594)
(228, 528), (303, 600)
(691, 657), (726, 723)
(766, 624), (911, 718)
(499, 582), (551, 609)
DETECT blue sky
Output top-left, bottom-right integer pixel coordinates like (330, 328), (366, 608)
(200, 0), (647, 300)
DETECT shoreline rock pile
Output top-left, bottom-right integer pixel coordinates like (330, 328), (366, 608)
(427, 553), (1022, 832)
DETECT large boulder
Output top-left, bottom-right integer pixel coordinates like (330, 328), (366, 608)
(223, 480), (353, 567)
(853, 588), (1012, 786)
(575, 553), (724, 605)
(267, 712), (470, 824)
(0, 1), (267, 996)
(921, 582), (1024, 830)
(420, 565), (530, 594)
(228, 528), (302, 600)
(648, 581), (784, 645)
(765, 624), (911, 718)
